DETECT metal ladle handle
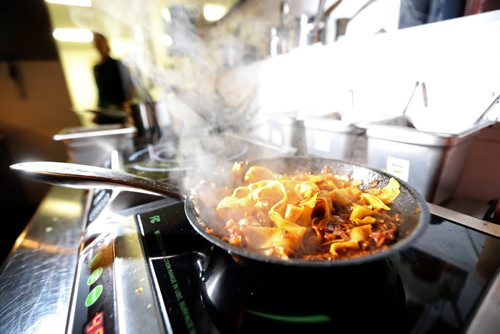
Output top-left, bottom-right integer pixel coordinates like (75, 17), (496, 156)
(10, 161), (184, 199)
(474, 92), (500, 125)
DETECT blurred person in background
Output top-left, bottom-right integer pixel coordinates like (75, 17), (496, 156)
(92, 32), (135, 124)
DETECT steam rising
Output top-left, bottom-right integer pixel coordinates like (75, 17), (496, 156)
(70, 0), (282, 190)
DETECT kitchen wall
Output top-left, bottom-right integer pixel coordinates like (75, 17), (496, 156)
(225, 9), (500, 132)
(0, 60), (80, 204)
(55, 44), (98, 125)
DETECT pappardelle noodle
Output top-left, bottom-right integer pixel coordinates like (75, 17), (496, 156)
(199, 162), (402, 261)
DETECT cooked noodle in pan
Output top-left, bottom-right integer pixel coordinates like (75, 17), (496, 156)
(198, 162), (402, 260)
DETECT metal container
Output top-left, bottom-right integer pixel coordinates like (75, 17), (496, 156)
(303, 117), (365, 162)
(455, 122), (500, 201)
(360, 116), (490, 204)
(130, 102), (160, 141)
(250, 112), (305, 155)
(53, 125), (136, 165)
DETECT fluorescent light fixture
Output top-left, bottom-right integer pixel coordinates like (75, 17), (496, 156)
(52, 28), (93, 43)
(160, 34), (173, 47)
(45, 0), (92, 7)
(203, 4), (228, 22)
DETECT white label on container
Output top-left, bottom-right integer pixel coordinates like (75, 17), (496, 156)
(271, 129), (283, 145)
(313, 132), (331, 153)
(386, 156), (410, 182)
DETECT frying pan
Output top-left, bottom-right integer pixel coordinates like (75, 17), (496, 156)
(10, 157), (429, 268)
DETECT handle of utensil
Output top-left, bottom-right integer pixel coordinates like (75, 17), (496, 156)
(474, 92), (500, 125)
(428, 202), (500, 238)
(10, 161), (184, 199)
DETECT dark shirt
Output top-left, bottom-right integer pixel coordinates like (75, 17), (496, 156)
(93, 56), (132, 109)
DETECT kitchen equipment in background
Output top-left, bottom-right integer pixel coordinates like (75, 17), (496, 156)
(300, 86), (362, 162)
(53, 125), (136, 166)
(400, 80), (427, 130)
(269, 0), (292, 55)
(130, 102), (161, 143)
(398, 81), (497, 134)
(250, 111), (306, 155)
(473, 91), (500, 125)
(358, 117), (492, 204)
(334, 0), (377, 40)
(304, 108), (366, 164)
(303, 115), (364, 163)
(455, 122), (500, 201)
(84, 108), (130, 126)
(292, 13), (321, 48)
(270, 0), (343, 55)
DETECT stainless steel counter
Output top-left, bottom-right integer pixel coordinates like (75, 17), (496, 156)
(0, 183), (498, 334)
(0, 187), (86, 334)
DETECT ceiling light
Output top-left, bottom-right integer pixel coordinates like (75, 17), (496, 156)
(160, 34), (174, 47)
(203, 4), (228, 22)
(52, 28), (93, 43)
(45, 0), (92, 7)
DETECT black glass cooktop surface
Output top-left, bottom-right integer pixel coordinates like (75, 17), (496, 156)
(134, 199), (500, 334)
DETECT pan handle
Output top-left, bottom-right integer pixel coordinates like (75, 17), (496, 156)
(428, 202), (500, 238)
(10, 161), (184, 199)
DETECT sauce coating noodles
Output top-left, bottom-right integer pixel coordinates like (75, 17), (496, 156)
(200, 163), (402, 260)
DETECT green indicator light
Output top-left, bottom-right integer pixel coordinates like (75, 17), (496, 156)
(88, 252), (102, 269)
(85, 285), (103, 307)
(149, 215), (161, 224)
(245, 308), (332, 323)
(87, 267), (103, 286)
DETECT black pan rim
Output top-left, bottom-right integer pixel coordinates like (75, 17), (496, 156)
(185, 157), (430, 267)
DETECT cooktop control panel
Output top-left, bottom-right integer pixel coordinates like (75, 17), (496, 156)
(67, 233), (116, 334)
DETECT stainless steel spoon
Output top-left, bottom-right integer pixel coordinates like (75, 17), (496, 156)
(10, 161), (183, 199)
